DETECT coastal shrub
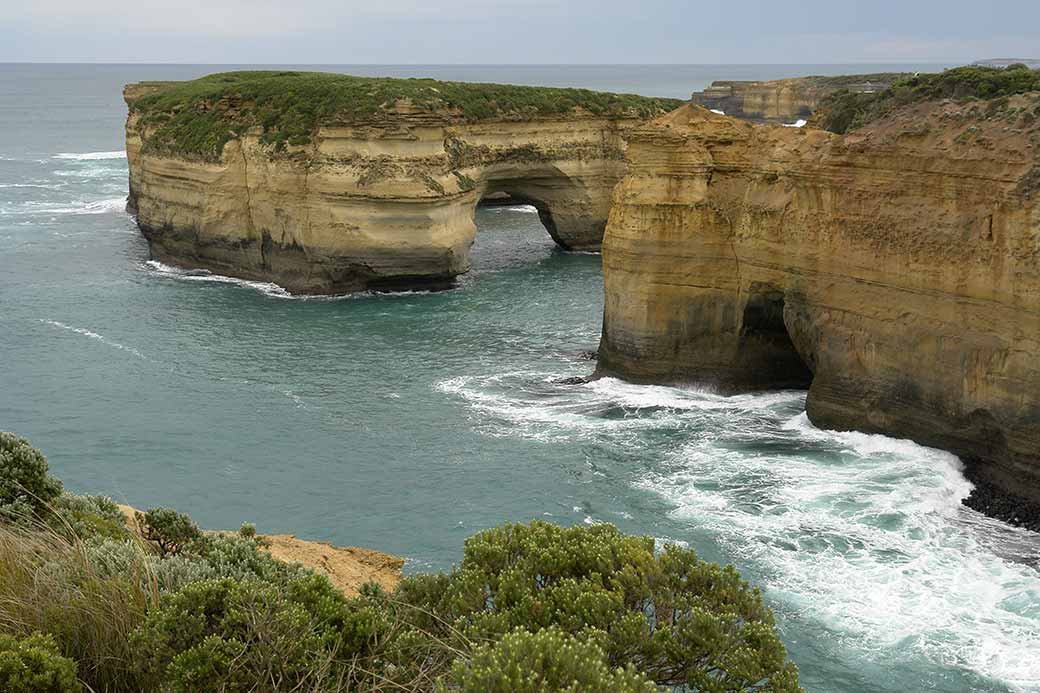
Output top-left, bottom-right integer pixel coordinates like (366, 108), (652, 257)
(138, 507), (201, 556)
(129, 71), (685, 160)
(0, 524), (156, 691)
(817, 65), (1040, 133)
(0, 632), (81, 693)
(384, 521), (802, 692)
(129, 574), (380, 691)
(51, 492), (130, 541)
(446, 627), (656, 693)
(0, 431), (63, 522)
(149, 532), (305, 593)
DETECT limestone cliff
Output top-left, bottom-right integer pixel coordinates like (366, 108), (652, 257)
(690, 74), (906, 122)
(124, 72), (681, 294)
(597, 97), (1040, 511)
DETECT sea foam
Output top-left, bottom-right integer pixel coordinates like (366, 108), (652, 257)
(439, 372), (1040, 690)
(53, 150), (126, 160)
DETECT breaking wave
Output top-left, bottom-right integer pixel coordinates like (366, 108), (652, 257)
(1, 197), (127, 216)
(439, 373), (1040, 690)
(53, 150), (126, 160)
(144, 260), (441, 301)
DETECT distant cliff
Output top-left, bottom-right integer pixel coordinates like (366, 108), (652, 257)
(689, 74), (907, 122)
(124, 71), (681, 294)
(597, 95), (1040, 523)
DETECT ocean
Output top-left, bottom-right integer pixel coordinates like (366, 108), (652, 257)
(1, 63), (1038, 692)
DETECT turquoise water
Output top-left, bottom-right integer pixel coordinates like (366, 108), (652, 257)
(1, 64), (1039, 693)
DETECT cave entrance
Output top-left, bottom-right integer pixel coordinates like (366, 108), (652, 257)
(739, 288), (814, 390)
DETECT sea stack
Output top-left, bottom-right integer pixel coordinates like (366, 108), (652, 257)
(124, 71), (681, 294)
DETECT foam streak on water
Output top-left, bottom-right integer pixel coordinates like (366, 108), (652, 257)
(40, 320), (147, 360)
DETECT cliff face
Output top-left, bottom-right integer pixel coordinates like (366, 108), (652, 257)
(598, 98), (1040, 506)
(124, 75), (678, 294)
(690, 74), (906, 122)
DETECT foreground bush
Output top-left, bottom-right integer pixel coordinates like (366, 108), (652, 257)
(0, 433), (802, 692)
(382, 521), (801, 692)
(0, 432), (63, 522)
(0, 524), (156, 691)
(447, 628), (656, 693)
(130, 575), (373, 691)
(138, 507), (202, 557)
(0, 632), (81, 693)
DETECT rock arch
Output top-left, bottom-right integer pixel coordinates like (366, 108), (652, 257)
(127, 106), (640, 294)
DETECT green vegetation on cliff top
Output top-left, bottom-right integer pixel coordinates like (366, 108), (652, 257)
(129, 70), (685, 161)
(0, 431), (802, 692)
(817, 64), (1040, 133)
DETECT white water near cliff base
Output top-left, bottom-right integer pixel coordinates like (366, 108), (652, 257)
(441, 374), (1040, 691)
(1, 64), (1038, 693)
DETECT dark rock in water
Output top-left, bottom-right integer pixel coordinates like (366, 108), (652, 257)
(962, 463), (1040, 532)
(555, 376), (591, 385)
(577, 350), (598, 361)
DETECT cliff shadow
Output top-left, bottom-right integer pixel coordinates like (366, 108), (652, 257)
(739, 286), (814, 390)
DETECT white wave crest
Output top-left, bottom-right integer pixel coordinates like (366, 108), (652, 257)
(0, 182), (66, 190)
(144, 260), (294, 298)
(0, 197), (127, 217)
(440, 372), (1040, 689)
(53, 150), (126, 160)
(144, 260), (440, 300)
(483, 205), (539, 214)
(40, 320), (146, 359)
(638, 411), (1040, 689)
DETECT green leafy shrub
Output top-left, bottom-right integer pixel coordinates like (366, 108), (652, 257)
(0, 432), (63, 522)
(385, 521), (801, 692)
(0, 632), (81, 693)
(446, 627), (655, 693)
(51, 492), (130, 540)
(149, 532), (303, 593)
(138, 507), (201, 557)
(129, 574), (380, 691)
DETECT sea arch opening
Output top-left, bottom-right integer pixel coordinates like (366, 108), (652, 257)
(470, 163), (611, 253)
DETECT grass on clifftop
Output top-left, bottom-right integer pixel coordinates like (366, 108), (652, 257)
(129, 70), (685, 161)
(817, 64), (1040, 133)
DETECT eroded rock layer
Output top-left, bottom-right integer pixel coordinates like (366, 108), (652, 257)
(125, 80), (672, 294)
(598, 99), (1040, 505)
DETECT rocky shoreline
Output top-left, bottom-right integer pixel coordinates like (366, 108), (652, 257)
(961, 466), (1040, 532)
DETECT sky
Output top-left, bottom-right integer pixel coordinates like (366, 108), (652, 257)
(2, 0), (1038, 64)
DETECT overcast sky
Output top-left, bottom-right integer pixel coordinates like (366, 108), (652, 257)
(2, 0), (1038, 64)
